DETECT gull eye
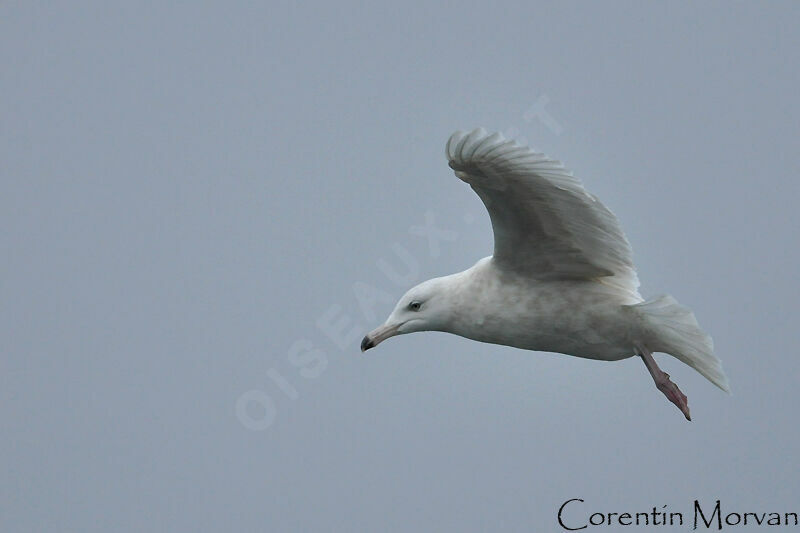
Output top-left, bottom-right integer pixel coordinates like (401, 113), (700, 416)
(408, 301), (422, 311)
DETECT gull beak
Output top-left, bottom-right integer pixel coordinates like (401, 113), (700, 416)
(361, 323), (400, 352)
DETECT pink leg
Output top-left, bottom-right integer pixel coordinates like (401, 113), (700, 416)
(637, 345), (691, 421)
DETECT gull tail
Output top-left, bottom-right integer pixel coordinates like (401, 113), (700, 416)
(629, 295), (730, 393)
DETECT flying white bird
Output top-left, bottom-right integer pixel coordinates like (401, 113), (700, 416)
(361, 128), (730, 420)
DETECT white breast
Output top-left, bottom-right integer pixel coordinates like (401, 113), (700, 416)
(445, 259), (637, 361)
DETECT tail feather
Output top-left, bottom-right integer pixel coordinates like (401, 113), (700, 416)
(629, 295), (730, 393)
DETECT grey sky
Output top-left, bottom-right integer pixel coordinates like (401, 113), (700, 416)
(2, 2), (799, 531)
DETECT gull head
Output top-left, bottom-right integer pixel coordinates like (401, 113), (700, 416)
(361, 276), (453, 352)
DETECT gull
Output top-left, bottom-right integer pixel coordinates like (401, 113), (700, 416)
(361, 128), (730, 420)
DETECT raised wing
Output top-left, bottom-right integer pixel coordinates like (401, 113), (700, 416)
(447, 128), (639, 294)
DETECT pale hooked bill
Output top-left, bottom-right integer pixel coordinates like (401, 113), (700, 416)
(361, 128), (729, 420)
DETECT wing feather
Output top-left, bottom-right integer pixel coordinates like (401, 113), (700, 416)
(446, 128), (640, 296)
